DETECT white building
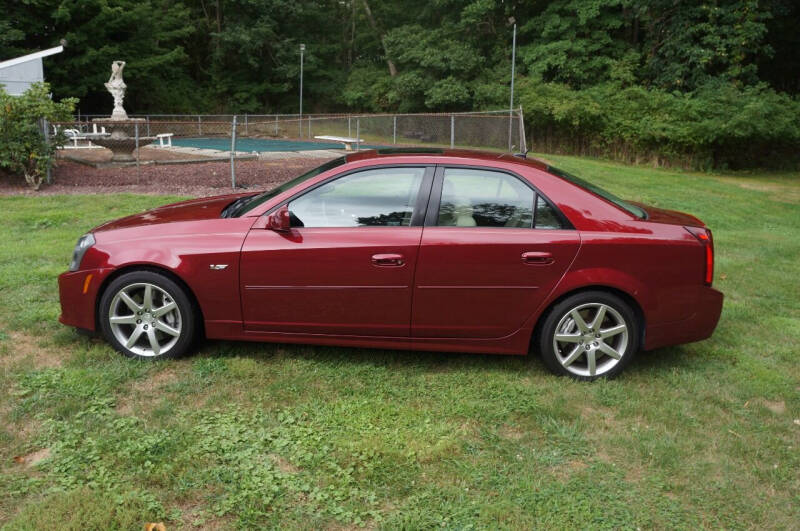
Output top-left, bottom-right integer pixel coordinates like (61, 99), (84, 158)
(0, 46), (64, 95)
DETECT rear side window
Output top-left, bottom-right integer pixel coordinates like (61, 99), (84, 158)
(435, 168), (564, 229)
(437, 169), (534, 228)
(534, 196), (562, 229)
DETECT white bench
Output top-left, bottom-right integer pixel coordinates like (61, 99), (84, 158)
(61, 128), (104, 149)
(314, 135), (364, 151)
(52, 125), (106, 149)
(156, 133), (173, 148)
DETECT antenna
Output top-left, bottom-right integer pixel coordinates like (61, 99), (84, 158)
(513, 147), (530, 159)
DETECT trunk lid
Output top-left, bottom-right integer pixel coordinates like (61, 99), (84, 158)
(630, 202), (706, 227)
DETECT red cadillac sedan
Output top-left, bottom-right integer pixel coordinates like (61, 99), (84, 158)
(58, 149), (723, 380)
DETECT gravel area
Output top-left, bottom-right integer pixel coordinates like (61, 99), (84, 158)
(0, 155), (338, 197)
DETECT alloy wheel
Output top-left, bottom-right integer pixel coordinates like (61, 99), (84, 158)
(552, 302), (629, 377)
(108, 282), (182, 357)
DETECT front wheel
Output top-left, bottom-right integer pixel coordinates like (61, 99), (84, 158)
(99, 271), (197, 360)
(538, 291), (639, 380)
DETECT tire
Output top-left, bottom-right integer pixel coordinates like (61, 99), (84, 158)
(99, 270), (197, 360)
(537, 291), (639, 381)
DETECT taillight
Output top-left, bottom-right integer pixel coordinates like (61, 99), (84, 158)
(685, 226), (714, 286)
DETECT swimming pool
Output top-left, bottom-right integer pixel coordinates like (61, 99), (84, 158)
(168, 137), (384, 152)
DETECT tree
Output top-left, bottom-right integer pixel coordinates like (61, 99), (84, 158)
(1, 0), (197, 113)
(199, 0), (352, 113)
(360, 0), (397, 77)
(2, 0), (800, 169)
(639, 0), (772, 91)
(345, 0), (513, 111)
(0, 84), (77, 190)
(518, 0), (637, 88)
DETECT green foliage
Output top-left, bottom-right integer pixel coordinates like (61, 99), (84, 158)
(0, 20), (24, 49)
(518, 1), (773, 91)
(0, 0), (198, 112)
(639, 0), (771, 91)
(0, 83), (76, 190)
(519, 80), (800, 169)
(3, 0), (800, 167)
(204, 0), (344, 113)
(342, 66), (394, 111)
(519, 0), (634, 88)
(379, 2), (510, 112)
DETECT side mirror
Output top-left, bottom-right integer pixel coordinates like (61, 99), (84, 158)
(266, 205), (291, 232)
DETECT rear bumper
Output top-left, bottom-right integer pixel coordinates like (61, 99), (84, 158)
(58, 268), (112, 331)
(644, 287), (723, 350)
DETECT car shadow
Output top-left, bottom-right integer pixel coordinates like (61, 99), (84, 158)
(625, 344), (694, 374)
(200, 338), (700, 376)
(67, 328), (698, 380)
(196, 338), (543, 377)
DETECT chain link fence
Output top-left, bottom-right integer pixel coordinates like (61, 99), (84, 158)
(49, 109), (526, 189)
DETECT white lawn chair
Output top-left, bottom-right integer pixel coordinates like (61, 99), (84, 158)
(156, 133), (174, 148)
(61, 128), (103, 149)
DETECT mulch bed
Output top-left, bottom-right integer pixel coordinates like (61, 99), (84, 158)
(0, 156), (334, 197)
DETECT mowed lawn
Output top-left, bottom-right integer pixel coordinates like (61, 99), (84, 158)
(0, 155), (798, 529)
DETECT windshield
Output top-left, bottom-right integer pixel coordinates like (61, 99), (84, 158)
(230, 156), (347, 217)
(547, 165), (647, 219)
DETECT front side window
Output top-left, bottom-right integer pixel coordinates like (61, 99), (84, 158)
(288, 167), (425, 228)
(230, 156), (346, 217)
(437, 168), (534, 228)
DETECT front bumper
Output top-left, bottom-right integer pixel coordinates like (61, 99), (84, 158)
(644, 287), (724, 350)
(58, 268), (113, 331)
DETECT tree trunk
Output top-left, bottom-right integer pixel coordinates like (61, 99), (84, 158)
(24, 170), (42, 191)
(212, 0), (222, 56)
(361, 0), (397, 77)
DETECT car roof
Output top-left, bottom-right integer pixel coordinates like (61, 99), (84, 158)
(344, 148), (550, 172)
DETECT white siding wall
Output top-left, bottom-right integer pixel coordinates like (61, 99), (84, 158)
(0, 58), (45, 96)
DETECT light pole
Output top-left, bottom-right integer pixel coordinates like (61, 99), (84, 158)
(299, 43), (305, 138)
(508, 21), (517, 152)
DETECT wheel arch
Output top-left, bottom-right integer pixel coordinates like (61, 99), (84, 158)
(530, 284), (646, 351)
(95, 264), (206, 337)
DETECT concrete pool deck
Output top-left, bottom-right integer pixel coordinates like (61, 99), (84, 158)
(59, 145), (344, 168)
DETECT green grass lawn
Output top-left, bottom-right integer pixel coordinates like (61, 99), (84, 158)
(1, 156), (798, 529)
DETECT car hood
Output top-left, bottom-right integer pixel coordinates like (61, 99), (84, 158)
(630, 202), (706, 227)
(92, 193), (255, 232)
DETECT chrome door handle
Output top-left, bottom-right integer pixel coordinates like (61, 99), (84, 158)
(371, 253), (405, 267)
(522, 251), (554, 265)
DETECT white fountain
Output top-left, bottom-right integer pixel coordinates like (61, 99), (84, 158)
(91, 61), (154, 162)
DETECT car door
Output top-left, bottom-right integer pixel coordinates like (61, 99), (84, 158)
(240, 165), (433, 336)
(411, 166), (580, 339)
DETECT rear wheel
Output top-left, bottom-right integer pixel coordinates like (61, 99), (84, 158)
(99, 271), (196, 360)
(538, 291), (639, 380)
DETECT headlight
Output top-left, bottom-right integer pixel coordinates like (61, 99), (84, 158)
(69, 233), (95, 271)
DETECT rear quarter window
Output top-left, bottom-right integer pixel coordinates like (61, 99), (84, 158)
(547, 165), (647, 219)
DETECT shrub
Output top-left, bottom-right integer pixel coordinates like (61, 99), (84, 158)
(0, 83), (77, 190)
(518, 79), (800, 169)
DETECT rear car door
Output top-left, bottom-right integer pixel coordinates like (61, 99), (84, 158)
(411, 166), (580, 339)
(240, 165), (433, 336)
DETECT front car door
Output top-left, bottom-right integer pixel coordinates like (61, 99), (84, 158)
(240, 165), (433, 336)
(412, 166), (580, 339)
